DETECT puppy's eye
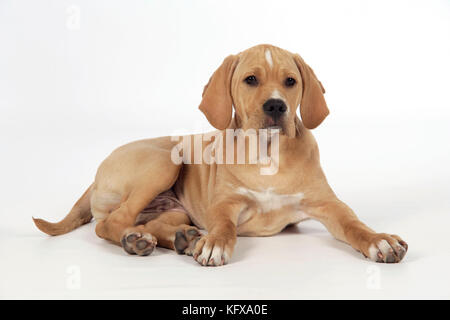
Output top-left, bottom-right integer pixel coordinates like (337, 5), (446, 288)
(285, 77), (296, 87)
(244, 75), (258, 86)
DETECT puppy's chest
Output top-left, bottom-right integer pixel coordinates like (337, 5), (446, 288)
(237, 187), (304, 213)
(235, 187), (309, 236)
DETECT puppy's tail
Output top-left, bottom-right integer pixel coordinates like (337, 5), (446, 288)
(33, 184), (94, 236)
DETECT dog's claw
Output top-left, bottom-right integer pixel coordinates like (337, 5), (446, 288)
(365, 234), (408, 263)
(192, 234), (235, 267)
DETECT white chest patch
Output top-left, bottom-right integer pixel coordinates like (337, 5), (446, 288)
(265, 49), (273, 68)
(237, 187), (304, 213)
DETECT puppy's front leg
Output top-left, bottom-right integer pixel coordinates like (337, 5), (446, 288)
(307, 199), (408, 263)
(192, 200), (243, 266)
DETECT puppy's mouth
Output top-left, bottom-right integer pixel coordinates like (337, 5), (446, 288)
(263, 117), (284, 133)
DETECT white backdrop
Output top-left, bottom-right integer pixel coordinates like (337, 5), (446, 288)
(1, 0), (450, 299)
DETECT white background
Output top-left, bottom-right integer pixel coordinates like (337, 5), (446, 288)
(1, 0), (450, 299)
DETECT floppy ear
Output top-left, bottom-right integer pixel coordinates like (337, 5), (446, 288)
(199, 55), (239, 130)
(293, 54), (329, 129)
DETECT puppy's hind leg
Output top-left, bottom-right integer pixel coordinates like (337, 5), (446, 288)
(94, 187), (163, 246)
(93, 141), (184, 253)
(94, 170), (184, 253)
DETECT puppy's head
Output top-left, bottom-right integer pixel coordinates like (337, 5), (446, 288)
(199, 45), (329, 137)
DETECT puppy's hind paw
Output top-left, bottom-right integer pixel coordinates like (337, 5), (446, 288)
(121, 230), (157, 256)
(174, 227), (201, 255)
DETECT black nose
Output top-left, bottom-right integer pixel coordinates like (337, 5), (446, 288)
(262, 99), (287, 119)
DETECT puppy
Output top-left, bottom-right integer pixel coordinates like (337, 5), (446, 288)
(34, 44), (408, 266)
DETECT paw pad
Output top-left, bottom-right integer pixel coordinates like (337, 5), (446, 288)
(174, 228), (201, 255)
(121, 231), (157, 256)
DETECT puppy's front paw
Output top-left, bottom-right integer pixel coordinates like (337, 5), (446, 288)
(362, 233), (408, 263)
(192, 234), (236, 267)
(121, 230), (157, 256)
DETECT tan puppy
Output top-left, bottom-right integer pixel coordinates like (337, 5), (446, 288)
(34, 44), (408, 266)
